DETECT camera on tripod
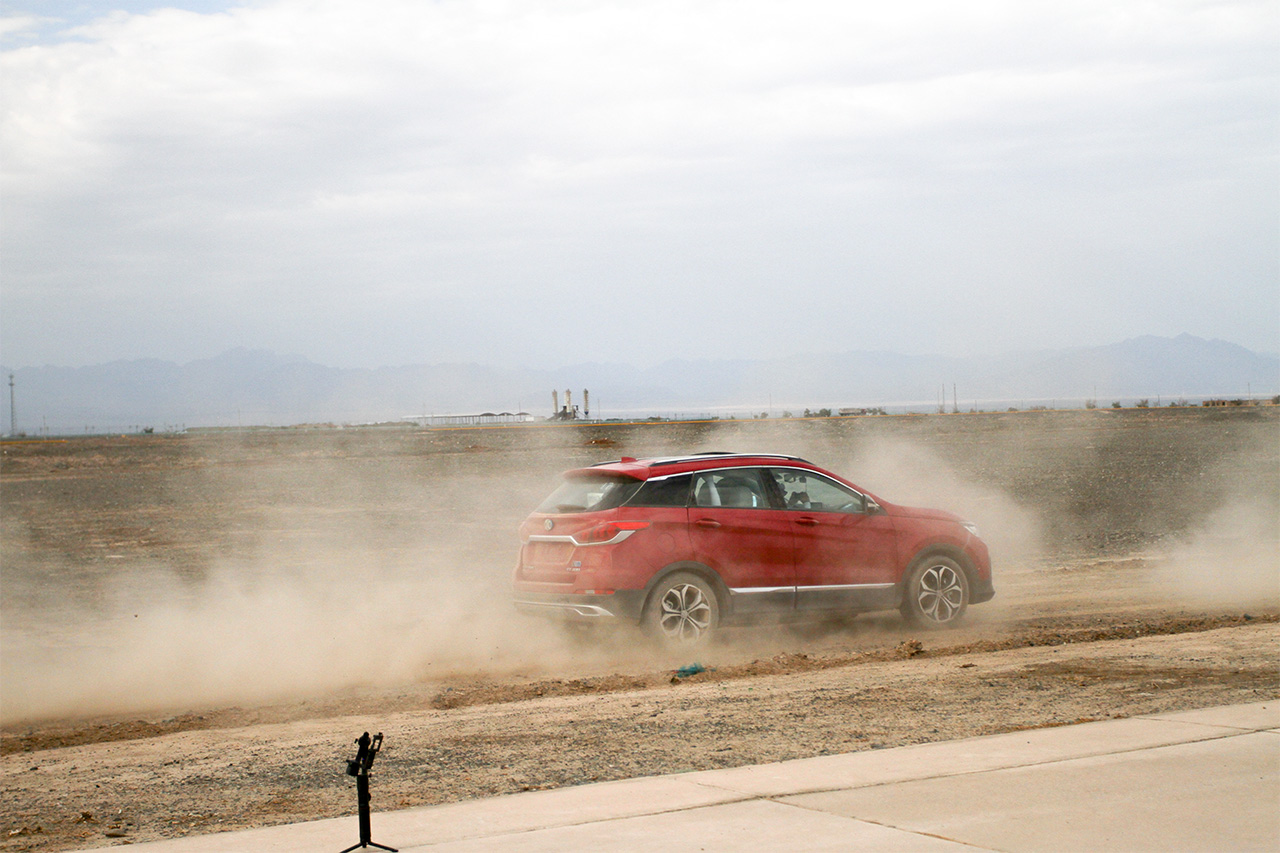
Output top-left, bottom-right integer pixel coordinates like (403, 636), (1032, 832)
(339, 731), (396, 853)
(346, 732), (383, 778)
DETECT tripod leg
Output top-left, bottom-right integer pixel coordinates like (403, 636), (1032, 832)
(362, 772), (397, 851)
(338, 769), (397, 852)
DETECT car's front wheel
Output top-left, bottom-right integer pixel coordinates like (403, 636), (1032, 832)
(900, 556), (969, 628)
(644, 572), (720, 645)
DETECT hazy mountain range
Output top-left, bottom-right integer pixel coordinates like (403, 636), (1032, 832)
(3, 334), (1276, 433)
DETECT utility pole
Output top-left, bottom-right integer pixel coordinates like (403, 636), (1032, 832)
(8, 373), (14, 436)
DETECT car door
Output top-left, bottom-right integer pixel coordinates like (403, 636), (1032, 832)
(687, 467), (795, 614)
(767, 468), (899, 612)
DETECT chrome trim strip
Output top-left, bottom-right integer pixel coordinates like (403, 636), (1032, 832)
(526, 529), (639, 547)
(728, 583), (895, 594)
(796, 583), (895, 592)
(513, 600), (618, 619)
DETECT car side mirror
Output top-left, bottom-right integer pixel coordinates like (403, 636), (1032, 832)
(864, 498), (884, 515)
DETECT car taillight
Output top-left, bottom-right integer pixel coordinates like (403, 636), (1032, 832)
(576, 520), (651, 544)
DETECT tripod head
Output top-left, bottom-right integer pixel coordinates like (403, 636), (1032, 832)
(346, 732), (383, 777)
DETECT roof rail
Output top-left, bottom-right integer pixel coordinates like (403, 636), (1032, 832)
(645, 452), (810, 467)
(589, 452), (812, 468)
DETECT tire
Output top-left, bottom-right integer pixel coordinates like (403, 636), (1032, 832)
(900, 556), (969, 628)
(644, 572), (720, 645)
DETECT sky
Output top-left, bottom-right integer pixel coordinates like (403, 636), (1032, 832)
(1, 0), (1277, 370)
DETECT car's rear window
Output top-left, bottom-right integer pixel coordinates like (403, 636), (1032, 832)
(629, 473), (692, 507)
(536, 474), (642, 514)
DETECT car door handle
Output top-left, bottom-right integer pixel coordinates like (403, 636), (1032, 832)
(795, 517), (819, 526)
(695, 519), (722, 528)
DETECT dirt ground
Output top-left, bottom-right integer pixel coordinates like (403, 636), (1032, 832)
(1, 406), (1277, 851)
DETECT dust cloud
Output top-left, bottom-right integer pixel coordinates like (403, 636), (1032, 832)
(3, 410), (1275, 725)
(1142, 420), (1280, 609)
(1151, 501), (1280, 607)
(1, 535), (671, 725)
(835, 435), (1045, 570)
(3, 544), (528, 724)
(0, 433), (655, 725)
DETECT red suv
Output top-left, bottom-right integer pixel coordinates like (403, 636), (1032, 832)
(512, 453), (994, 642)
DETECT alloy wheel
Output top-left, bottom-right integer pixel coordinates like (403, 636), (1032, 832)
(658, 582), (712, 641)
(916, 564), (965, 624)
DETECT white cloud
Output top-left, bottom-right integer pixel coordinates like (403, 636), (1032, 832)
(1, 0), (1276, 368)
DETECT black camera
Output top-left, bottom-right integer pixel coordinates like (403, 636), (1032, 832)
(346, 731), (382, 777)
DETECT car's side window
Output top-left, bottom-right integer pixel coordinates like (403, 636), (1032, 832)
(629, 473), (693, 507)
(692, 469), (771, 509)
(768, 469), (865, 514)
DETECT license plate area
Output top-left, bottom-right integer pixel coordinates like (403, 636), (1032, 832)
(521, 540), (577, 582)
(527, 541), (573, 566)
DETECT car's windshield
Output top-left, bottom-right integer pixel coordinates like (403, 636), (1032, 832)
(536, 474), (642, 514)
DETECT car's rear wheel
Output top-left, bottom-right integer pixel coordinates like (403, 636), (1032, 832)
(644, 572), (720, 645)
(901, 556), (969, 628)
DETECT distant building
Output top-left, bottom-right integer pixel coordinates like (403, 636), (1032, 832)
(402, 412), (535, 427)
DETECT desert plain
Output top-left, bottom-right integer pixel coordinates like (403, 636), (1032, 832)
(1, 405), (1277, 850)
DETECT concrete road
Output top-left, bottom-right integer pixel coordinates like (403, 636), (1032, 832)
(91, 701), (1279, 852)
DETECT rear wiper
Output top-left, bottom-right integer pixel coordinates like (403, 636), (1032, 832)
(555, 504), (586, 512)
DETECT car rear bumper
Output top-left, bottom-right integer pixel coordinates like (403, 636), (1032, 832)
(512, 590), (646, 622)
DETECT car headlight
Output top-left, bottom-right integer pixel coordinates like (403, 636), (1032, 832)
(961, 521), (980, 537)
